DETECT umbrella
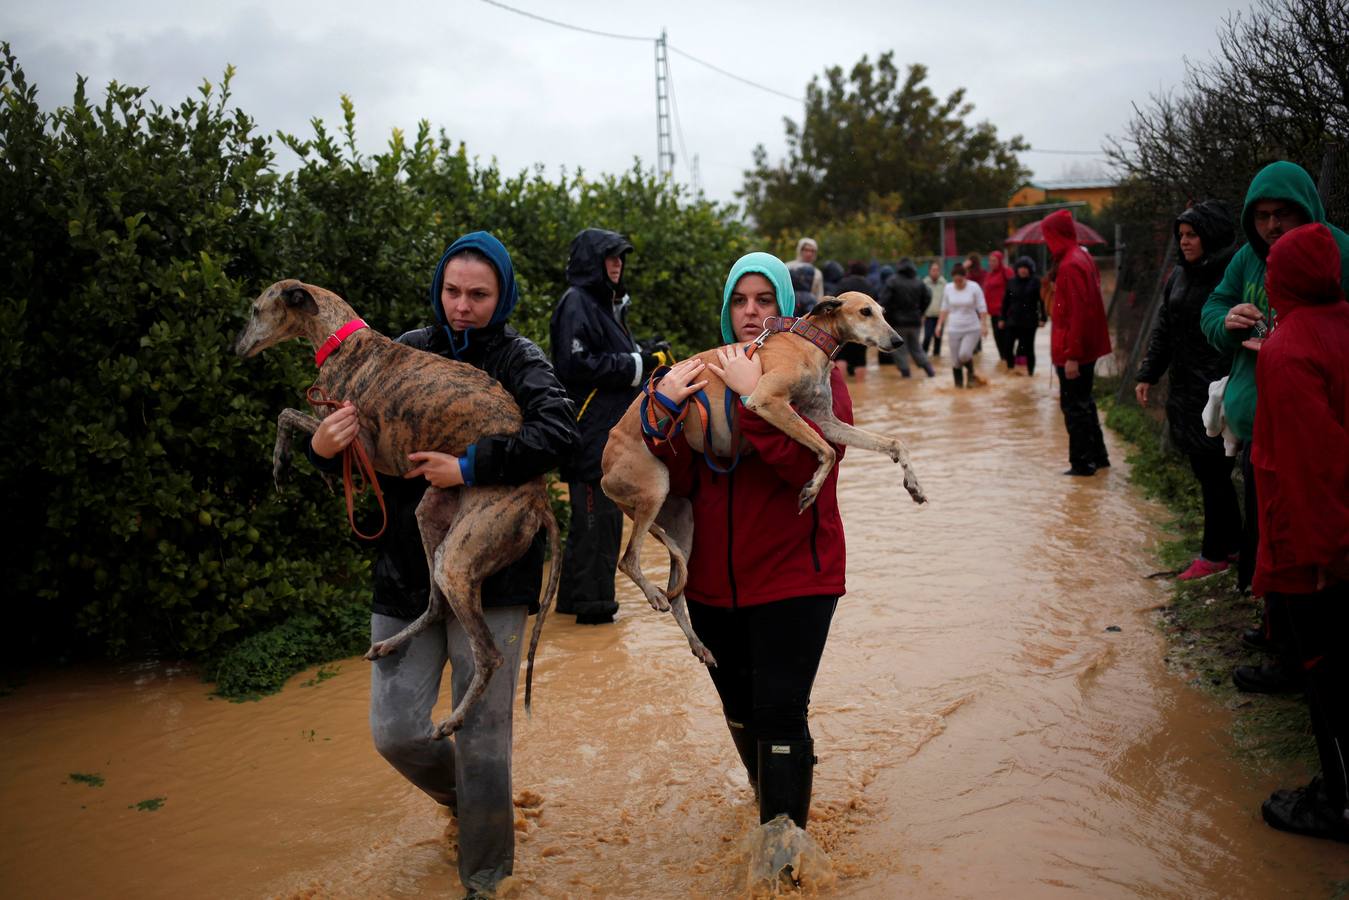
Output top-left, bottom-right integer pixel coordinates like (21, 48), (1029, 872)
(1005, 218), (1106, 246)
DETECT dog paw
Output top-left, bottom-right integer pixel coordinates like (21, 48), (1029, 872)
(365, 641), (399, 660)
(797, 484), (820, 512)
(433, 715), (464, 739)
(691, 643), (718, 668)
(904, 474), (928, 504)
(647, 589), (671, 613)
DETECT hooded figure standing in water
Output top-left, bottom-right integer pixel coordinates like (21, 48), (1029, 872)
(551, 228), (672, 625)
(308, 231), (578, 897)
(1045, 209), (1112, 475)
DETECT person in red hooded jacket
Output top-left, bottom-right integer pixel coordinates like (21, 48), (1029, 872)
(1045, 209), (1113, 475)
(1251, 222), (1349, 844)
(644, 251), (851, 834)
(982, 249), (1016, 369)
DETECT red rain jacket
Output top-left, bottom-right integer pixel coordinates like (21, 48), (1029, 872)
(645, 366), (851, 608)
(1252, 223), (1349, 595)
(1045, 209), (1113, 366)
(983, 252), (1013, 316)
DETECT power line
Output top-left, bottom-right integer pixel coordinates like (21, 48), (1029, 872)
(664, 50), (694, 182)
(479, 0), (649, 42)
(1022, 148), (1108, 156)
(478, 0), (803, 104)
(667, 46), (804, 104)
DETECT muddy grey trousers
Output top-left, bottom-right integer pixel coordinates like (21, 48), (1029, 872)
(370, 607), (526, 895)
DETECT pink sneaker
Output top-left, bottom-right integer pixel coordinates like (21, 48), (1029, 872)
(1177, 557), (1229, 581)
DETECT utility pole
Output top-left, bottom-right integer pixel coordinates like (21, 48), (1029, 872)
(691, 153), (703, 197)
(654, 29), (674, 180)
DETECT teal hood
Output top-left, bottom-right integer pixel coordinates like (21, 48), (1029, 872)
(720, 252), (796, 343)
(1241, 161), (1327, 259)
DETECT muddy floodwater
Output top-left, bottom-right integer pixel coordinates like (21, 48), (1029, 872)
(4, 337), (1349, 898)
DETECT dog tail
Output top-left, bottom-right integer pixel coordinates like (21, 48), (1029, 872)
(525, 503), (562, 715)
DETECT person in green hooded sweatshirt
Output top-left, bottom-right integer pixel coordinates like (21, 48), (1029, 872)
(1200, 160), (1349, 693)
(645, 252), (853, 833)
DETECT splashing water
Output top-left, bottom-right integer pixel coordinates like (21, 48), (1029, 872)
(742, 814), (836, 896)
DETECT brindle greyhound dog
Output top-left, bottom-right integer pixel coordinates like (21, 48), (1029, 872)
(234, 278), (560, 737)
(600, 292), (928, 665)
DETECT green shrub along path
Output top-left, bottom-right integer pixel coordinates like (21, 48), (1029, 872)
(1, 47), (759, 697)
(1094, 377), (1316, 770)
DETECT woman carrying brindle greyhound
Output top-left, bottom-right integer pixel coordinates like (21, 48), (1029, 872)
(307, 231), (577, 899)
(644, 251), (852, 830)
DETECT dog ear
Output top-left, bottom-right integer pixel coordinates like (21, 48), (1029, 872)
(808, 297), (843, 317)
(283, 285), (318, 316)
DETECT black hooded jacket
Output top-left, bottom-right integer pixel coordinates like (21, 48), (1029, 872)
(549, 228), (643, 482)
(1002, 256), (1045, 330)
(1137, 200), (1238, 455)
(878, 260), (929, 328)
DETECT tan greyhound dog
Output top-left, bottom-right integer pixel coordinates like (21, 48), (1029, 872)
(234, 279), (560, 737)
(600, 292), (927, 665)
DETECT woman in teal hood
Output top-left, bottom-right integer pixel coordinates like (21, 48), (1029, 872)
(643, 251), (853, 834)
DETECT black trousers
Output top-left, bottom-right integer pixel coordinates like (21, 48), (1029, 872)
(1056, 361), (1109, 470)
(556, 480), (622, 617)
(1238, 443), (1260, 593)
(1284, 585), (1349, 808)
(687, 595), (837, 741)
(922, 317), (942, 356)
(1009, 324), (1038, 374)
(1187, 452), (1242, 562)
(991, 317), (1014, 366)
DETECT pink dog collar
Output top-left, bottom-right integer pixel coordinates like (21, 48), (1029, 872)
(315, 319), (368, 368)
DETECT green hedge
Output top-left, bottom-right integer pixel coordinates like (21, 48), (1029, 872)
(0, 47), (751, 677)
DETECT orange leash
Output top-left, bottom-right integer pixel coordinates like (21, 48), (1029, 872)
(306, 385), (388, 541)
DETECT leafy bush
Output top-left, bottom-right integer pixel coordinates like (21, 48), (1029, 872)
(0, 47), (753, 675)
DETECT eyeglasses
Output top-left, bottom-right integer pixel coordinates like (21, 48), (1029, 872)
(1253, 207), (1299, 226)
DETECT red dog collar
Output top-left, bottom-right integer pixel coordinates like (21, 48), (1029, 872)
(315, 319), (369, 368)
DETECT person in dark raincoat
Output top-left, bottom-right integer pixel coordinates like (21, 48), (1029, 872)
(879, 258), (936, 377)
(1001, 256), (1045, 375)
(1135, 201), (1241, 581)
(550, 228), (672, 624)
(790, 263), (819, 315)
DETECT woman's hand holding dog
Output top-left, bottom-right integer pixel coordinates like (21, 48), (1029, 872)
(708, 344), (762, 398)
(656, 357), (710, 404)
(405, 451), (465, 488)
(312, 401), (359, 458)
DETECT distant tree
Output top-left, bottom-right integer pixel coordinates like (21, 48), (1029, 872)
(1106, 0), (1349, 229)
(739, 53), (1029, 250)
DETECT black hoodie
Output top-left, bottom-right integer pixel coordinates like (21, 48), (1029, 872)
(1137, 200), (1238, 455)
(878, 260), (929, 328)
(550, 228), (641, 481)
(1002, 256), (1045, 330)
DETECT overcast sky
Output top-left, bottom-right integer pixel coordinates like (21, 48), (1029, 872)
(7, 0), (1244, 210)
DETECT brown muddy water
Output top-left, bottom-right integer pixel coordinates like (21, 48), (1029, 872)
(4, 336), (1348, 898)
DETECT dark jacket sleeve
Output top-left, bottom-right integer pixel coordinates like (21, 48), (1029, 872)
(1136, 271), (1177, 384)
(551, 291), (638, 389)
(470, 340), (579, 486)
(305, 436), (342, 473)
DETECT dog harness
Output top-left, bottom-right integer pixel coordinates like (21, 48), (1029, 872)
(640, 318), (842, 475)
(309, 325), (387, 540)
(314, 319), (369, 368)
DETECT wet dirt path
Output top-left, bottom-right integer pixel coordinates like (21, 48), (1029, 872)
(4, 335), (1348, 898)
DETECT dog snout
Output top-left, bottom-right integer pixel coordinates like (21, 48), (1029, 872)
(887, 334), (904, 351)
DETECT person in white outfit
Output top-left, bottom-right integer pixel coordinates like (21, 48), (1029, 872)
(935, 263), (989, 388)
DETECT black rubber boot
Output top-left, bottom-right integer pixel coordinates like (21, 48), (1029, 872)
(964, 361), (978, 388)
(952, 367), (964, 388)
(726, 717), (759, 795)
(758, 739), (814, 828)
